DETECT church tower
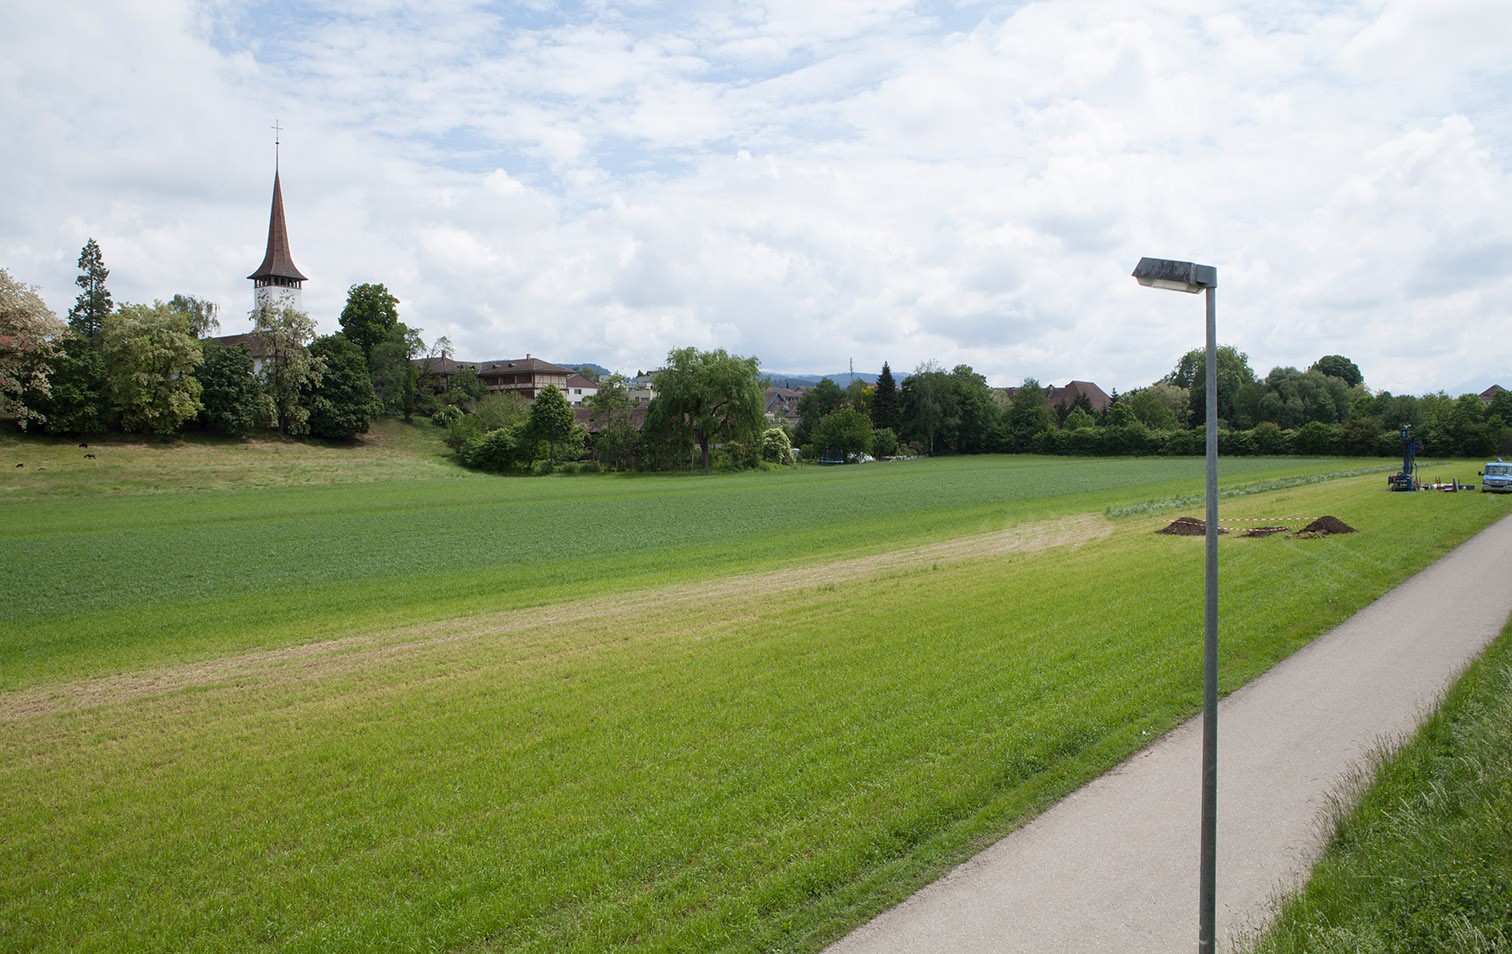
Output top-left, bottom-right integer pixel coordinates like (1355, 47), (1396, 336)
(248, 124), (308, 311)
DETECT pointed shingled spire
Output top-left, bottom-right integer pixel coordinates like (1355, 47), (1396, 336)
(248, 169), (308, 283)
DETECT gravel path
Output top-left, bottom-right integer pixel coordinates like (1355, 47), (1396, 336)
(827, 512), (1512, 954)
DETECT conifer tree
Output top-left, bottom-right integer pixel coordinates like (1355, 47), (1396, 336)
(68, 238), (113, 342)
(872, 361), (899, 433)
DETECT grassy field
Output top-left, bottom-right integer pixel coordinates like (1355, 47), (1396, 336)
(1, 424), (1507, 952)
(1247, 620), (1512, 953)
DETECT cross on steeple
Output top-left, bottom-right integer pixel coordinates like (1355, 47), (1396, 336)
(272, 119), (283, 169)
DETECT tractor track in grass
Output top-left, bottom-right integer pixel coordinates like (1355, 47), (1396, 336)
(1, 514), (1112, 720)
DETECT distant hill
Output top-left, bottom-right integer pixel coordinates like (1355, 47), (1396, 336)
(558, 362), (613, 380)
(765, 371), (889, 389)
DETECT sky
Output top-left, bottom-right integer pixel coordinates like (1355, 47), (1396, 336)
(3, 0), (1510, 396)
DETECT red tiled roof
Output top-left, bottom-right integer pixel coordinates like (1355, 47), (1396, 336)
(1045, 380), (1112, 413)
(206, 332), (274, 359)
(476, 357), (572, 375)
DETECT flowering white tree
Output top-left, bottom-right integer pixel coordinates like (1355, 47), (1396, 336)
(0, 267), (68, 430)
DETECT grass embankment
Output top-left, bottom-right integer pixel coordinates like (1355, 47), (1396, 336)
(1249, 620), (1512, 953)
(0, 429), (1506, 952)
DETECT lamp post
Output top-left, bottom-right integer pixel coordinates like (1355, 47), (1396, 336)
(1132, 256), (1219, 954)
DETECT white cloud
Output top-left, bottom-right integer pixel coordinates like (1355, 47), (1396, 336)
(2, 0), (1510, 397)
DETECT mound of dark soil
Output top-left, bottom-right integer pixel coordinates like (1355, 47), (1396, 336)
(1241, 526), (1289, 538)
(1157, 517), (1226, 536)
(1293, 515), (1356, 537)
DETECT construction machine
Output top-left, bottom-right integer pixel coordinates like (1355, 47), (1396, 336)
(1388, 424), (1421, 492)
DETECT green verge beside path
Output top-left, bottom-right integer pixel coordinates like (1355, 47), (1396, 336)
(1248, 619), (1512, 954)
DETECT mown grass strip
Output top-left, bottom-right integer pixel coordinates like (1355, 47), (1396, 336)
(1105, 464), (1390, 518)
(1244, 619), (1512, 954)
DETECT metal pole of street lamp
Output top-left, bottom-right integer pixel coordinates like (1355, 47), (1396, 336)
(1131, 256), (1219, 954)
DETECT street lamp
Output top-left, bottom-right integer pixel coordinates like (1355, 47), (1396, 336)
(1132, 255), (1219, 954)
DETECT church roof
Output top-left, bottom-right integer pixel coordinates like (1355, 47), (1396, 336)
(248, 170), (308, 282)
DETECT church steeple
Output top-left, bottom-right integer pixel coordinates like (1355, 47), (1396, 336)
(249, 122), (307, 310)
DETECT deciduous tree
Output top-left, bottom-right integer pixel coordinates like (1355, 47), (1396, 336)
(812, 406), (874, 460)
(195, 341), (263, 436)
(899, 361), (956, 455)
(1164, 344), (1257, 427)
(950, 364), (999, 453)
(1126, 384), (1188, 431)
(1310, 354), (1363, 389)
(306, 335), (377, 440)
(527, 384), (576, 463)
(369, 325), (424, 419)
(476, 391), (532, 430)
(795, 377), (844, 446)
(1004, 377), (1054, 451)
(759, 426), (793, 464)
(586, 374), (640, 470)
(253, 300), (322, 436)
(644, 347), (765, 470)
(168, 294), (221, 337)
(102, 302), (204, 435)
(34, 333), (109, 434)
(338, 283), (400, 362)
(0, 268), (67, 430)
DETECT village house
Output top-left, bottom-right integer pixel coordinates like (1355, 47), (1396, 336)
(417, 355), (573, 399)
(764, 386), (804, 426)
(627, 374), (657, 404)
(564, 373), (598, 405)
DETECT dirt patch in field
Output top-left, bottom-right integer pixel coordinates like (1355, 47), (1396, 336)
(1292, 515), (1356, 538)
(1156, 517), (1226, 536)
(1, 514), (1113, 720)
(1240, 527), (1290, 538)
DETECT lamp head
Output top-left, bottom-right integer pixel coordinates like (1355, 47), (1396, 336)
(1133, 257), (1217, 293)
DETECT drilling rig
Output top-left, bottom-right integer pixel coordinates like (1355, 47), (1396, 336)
(1388, 424), (1421, 492)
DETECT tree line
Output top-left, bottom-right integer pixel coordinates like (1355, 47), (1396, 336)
(5, 241), (1507, 468)
(786, 351), (1509, 463)
(0, 241), (441, 441)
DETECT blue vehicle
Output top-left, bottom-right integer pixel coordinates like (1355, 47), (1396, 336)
(1480, 459), (1512, 493)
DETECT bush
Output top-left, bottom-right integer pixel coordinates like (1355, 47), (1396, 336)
(760, 426), (795, 464)
(445, 414), (485, 453)
(1293, 421), (1338, 455)
(461, 424), (528, 473)
(1249, 421), (1289, 455)
(1064, 427), (1104, 456)
(1219, 428), (1254, 457)
(872, 427), (899, 458)
(1162, 428), (1204, 456)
